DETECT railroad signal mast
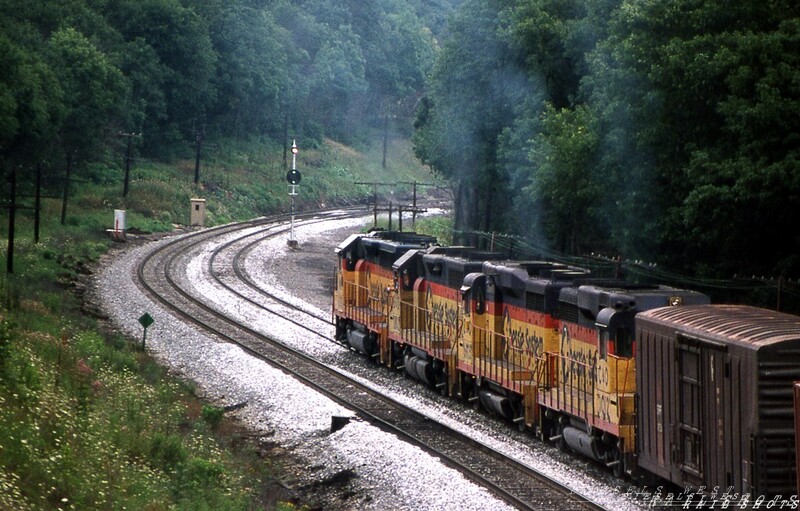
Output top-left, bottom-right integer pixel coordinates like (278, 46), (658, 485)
(287, 140), (301, 248)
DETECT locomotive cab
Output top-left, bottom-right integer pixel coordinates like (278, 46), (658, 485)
(332, 231), (436, 362)
(596, 307), (635, 359)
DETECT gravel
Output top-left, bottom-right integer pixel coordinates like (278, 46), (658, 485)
(92, 212), (648, 511)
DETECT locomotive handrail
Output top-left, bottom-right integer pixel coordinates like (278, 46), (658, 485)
(607, 353), (634, 398)
(544, 352), (596, 425)
(398, 295), (456, 350)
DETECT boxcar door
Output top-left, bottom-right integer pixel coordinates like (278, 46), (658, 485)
(702, 349), (740, 493)
(677, 341), (704, 486)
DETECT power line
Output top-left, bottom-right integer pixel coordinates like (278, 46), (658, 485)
(456, 228), (800, 304)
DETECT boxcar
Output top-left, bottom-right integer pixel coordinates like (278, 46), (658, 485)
(796, 381), (800, 496)
(636, 305), (800, 498)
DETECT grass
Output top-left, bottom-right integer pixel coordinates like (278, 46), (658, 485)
(0, 133), (440, 510)
(0, 239), (281, 510)
(366, 214), (454, 245)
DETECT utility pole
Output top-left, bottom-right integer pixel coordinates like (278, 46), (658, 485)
(34, 164), (41, 243)
(397, 180), (434, 228)
(7, 164), (59, 247)
(7, 167), (16, 274)
(59, 151), (87, 226)
(0, 166), (36, 273)
(382, 114), (389, 169)
(61, 152), (72, 225)
(119, 131), (141, 196)
(354, 182), (394, 228)
(194, 123), (205, 185)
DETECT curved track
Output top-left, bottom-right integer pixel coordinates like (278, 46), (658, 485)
(135, 209), (608, 511)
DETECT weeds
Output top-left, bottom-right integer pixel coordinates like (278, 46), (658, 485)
(0, 316), (272, 510)
(201, 405), (225, 430)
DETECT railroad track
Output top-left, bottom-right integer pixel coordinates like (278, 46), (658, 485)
(135, 208), (608, 511)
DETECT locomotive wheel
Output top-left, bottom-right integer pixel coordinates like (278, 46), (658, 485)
(471, 390), (481, 411)
(513, 402), (526, 432)
(608, 444), (624, 478)
(555, 420), (569, 452)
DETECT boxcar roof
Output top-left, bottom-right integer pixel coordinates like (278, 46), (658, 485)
(637, 304), (800, 349)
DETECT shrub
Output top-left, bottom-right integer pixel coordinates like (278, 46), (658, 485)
(201, 405), (224, 430)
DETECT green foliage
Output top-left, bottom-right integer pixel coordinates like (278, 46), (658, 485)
(150, 432), (189, 471)
(528, 104), (605, 254)
(0, 0), (452, 177)
(201, 405), (225, 430)
(46, 27), (127, 158)
(0, 305), (271, 510)
(417, 0), (800, 281)
(414, 216), (453, 245)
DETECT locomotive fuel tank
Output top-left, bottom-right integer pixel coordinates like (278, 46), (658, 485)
(404, 347), (436, 386)
(346, 323), (376, 356)
(477, 383), (517, 420)
(562, 426), (604, 462)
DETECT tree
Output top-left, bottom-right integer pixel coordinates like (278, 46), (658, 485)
(583, 0), (800, 275)
(207, 4), (290, 138)
(679, 18), (800, 277)
(102, 0), (217, 151)
(0, 1), (66, 171)
(0, 34), (63, 169)
(414, 0), (532, 242)
(306, 23), (368, 140)
(46, 27), (127, 162)
(527, 104), (604, 255)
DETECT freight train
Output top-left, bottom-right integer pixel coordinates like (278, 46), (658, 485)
(332, 230), (800, 499)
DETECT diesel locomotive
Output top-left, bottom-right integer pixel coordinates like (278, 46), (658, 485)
(332, 229), (800, 498)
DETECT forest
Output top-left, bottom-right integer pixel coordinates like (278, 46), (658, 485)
(413, 0), (800, 289)
(0, 0), (455, 167)
(2, 0), (799, 298)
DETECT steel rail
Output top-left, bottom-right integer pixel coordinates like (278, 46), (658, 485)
(135, 210), (608, 511)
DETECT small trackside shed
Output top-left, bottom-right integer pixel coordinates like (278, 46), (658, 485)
(636, 305), (800, 498)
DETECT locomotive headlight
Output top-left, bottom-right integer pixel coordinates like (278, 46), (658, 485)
(668, 295), (684, 306)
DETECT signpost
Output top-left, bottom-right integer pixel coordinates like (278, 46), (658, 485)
(138, 312), (154, 351)
(287, 140), (301, 248)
